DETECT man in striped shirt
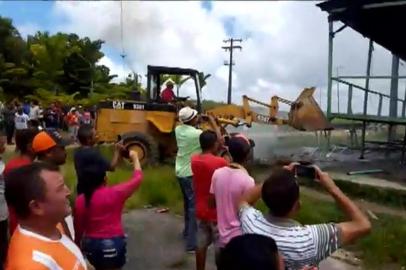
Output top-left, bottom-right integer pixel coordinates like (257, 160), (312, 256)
(238, 165), (371, 270)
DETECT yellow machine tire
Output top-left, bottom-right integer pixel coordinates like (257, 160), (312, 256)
(121, 132), (159, 166)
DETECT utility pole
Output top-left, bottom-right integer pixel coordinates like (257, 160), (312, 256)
(222, 38), (242, 104)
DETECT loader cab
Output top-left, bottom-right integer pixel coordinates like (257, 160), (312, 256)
(146, 65), (203, 113)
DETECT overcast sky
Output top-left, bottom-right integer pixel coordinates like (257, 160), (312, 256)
(2, 1), (406, 115)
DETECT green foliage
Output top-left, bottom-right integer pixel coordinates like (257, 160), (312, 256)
(0, 16), (133, 103)
(198, 72), (211, 89)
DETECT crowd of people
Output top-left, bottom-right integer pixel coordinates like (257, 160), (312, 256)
(0, 100), (95, 146)
(0, 103), (372, 270)
(0, 121), (138, 270)
(174, 106), (372, 270)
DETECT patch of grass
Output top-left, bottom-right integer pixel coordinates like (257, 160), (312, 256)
(357, 215), (406, 269)
(301, 177), (406, 209)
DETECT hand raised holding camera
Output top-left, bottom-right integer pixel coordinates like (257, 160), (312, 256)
(115, 141), (126, 154)
(313, 165), (337, 193)
(283, 162), (300, 172)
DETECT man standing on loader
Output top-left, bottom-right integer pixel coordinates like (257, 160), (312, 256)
(175, 106), (220, 252)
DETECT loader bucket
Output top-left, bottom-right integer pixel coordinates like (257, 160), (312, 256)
(288, 87), (333, 131)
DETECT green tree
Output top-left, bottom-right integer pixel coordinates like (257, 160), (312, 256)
(0, 16), (32, 98)
(198, 72), (211, 89)
(0, 16), (150, 105)
(61, 34), (105, 97)
(28, 32), (81, 94)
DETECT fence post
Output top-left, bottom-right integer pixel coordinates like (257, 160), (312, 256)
(378, 94), (383, 117)
(347, 84), (353, 115)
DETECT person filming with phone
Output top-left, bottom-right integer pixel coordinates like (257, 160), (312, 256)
(74, 150), (143, 270)
(237, 163), (371, 270)
(74, 124), (125, 195)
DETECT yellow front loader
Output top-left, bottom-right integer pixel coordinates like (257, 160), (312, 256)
(95, 64), (331, 165)
(206, 87), (332, 131)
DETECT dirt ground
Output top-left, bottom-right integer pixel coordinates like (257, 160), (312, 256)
(122, 209), (359, 270)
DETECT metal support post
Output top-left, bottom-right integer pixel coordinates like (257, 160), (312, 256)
(359, 39), (373, 160)
(347, 85), (353, 115)
(401, 126), (406, 165)
(327, 19), (333, 118)
(360, 121), (367, 159)
(402, 84), (406, 117)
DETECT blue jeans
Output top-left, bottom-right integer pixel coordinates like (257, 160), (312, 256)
(177, 176), (197, 250)
(82, 236), (127, 269)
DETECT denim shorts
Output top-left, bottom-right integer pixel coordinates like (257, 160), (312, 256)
(82, 236), (127, 269)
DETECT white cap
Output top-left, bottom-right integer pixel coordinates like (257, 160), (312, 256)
(178, 106), (198, 123)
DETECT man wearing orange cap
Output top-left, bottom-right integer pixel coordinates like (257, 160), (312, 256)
(32, 130), (69, 166)
(31, 130), (73, 239)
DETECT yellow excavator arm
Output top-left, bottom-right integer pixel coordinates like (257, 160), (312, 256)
(206, 87), (332, 131)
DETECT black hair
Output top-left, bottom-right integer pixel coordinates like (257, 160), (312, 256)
(33, 100), (39, 106)
(81, 165), (106, 207)
(262, 168), (299, 217)
(15, 128), (39, 154)
(226, 136), (251, 164)
(220, 234), (280, 270)
(5, 162), (60, 219)
(199, 130), (218, 151)
(77, 124), (94, 145)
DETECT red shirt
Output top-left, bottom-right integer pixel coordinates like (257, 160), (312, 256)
(4, 156), (32, 176)
(191, 153), (228, 222)
(161, 87), (175, 102)
(4, 156), (33, 235)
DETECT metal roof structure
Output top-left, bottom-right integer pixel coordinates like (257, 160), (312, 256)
(147, 65), (199, 76)
(318, 0), (406, 61)
(318, 0), (406, 162)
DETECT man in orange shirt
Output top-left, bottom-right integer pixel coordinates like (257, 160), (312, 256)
(5, 162), (87, 270)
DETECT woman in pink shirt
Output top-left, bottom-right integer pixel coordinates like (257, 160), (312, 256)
(74, 150), (142, 270)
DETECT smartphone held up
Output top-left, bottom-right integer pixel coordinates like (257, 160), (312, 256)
(294, 162), (316, 179)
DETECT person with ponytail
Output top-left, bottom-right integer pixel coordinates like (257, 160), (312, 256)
(74, 150), (142, 270)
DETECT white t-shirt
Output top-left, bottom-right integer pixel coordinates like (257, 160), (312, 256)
(15, 113), (30, 129)
(29, 105), (40, 120)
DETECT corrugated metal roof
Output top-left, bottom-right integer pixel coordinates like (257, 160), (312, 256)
(318, 0), (406, 60)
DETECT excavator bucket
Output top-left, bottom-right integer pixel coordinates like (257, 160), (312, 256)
(288, 87), (333, 131)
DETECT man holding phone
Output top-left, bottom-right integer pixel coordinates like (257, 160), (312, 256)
(74, 124), (124, 195)
(238, 164), (371, 269)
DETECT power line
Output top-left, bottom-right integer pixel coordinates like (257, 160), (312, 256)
(222, 38), (242, 104)
(120, 0), (126, 59)
(120, 0), (127, 81)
